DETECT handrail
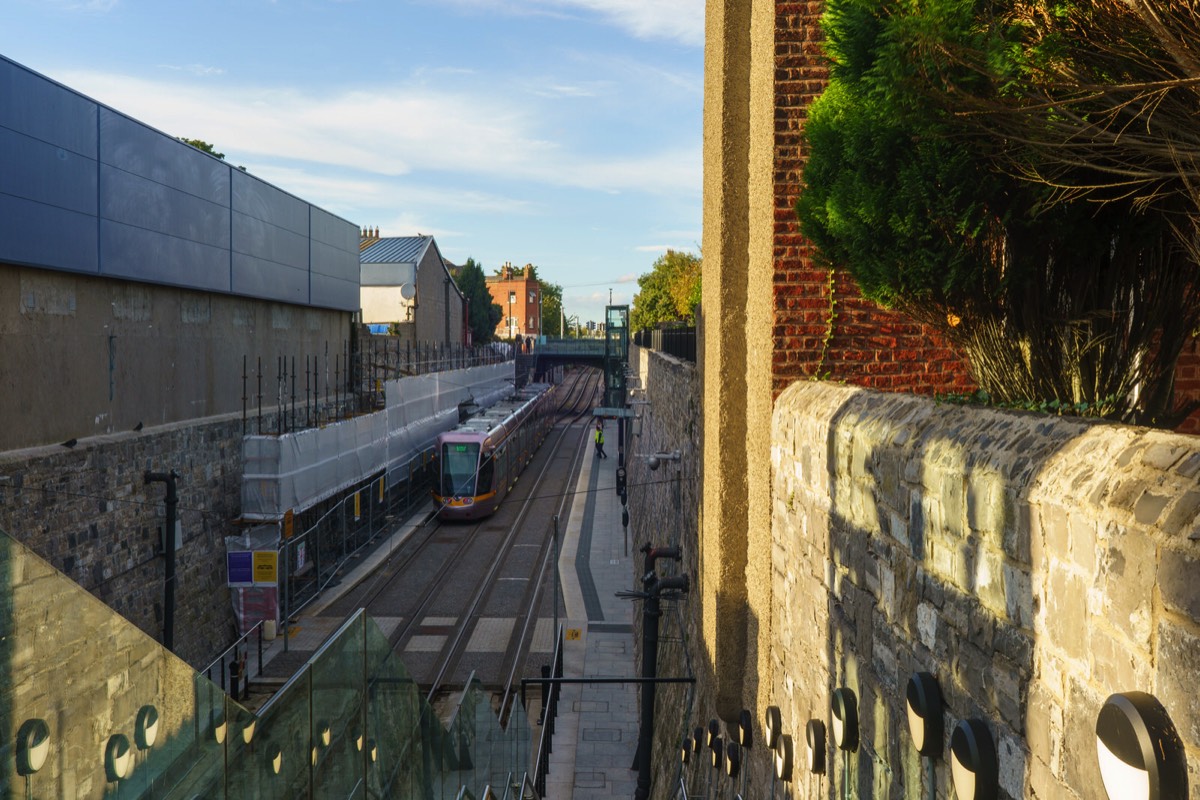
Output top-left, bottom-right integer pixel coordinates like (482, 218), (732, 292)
(531, 624), (565, 797)
(200, 620), (264, 696)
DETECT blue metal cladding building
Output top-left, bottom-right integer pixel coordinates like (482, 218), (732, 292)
(0, 54), (359, 311)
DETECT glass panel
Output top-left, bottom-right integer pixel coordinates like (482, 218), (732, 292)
(311, 614), (365, 798)
(441, 443), (480, 496)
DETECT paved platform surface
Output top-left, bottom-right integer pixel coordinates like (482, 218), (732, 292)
(247, 428), (640, 798)
(547, 437), (639, 799)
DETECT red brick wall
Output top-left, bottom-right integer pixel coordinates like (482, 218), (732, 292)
(1174, 342), (1200, 434)
(771, 1), (975, 400)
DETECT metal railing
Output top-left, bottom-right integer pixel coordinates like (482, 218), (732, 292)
(531, 625), (565, 797)
(242, 339), (511, 435)
(201, 620), (265, 699)
(279, 452), (437, 634)
(632, 326), (696, 363)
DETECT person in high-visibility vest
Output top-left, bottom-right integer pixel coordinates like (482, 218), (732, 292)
(594, 422), (607, 459)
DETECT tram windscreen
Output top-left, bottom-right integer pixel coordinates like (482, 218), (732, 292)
(441, 442), (480, 496)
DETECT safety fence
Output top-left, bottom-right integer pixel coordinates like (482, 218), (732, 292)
(632, 326), (696, 363)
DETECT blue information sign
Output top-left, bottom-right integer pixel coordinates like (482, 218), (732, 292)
(228, 551), (253, 585)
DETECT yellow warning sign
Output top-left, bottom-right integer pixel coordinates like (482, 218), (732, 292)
(566, 628), (582, 640)
(253, 551), (278, 585)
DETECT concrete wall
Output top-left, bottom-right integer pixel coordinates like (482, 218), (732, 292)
(0, 265), (350, 452)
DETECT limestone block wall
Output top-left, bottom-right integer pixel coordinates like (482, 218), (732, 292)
(626, 345), (709, 797)
(0, 415), (248, 668)
(763, 381), (1200, 799)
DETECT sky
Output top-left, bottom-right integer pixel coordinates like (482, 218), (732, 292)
(3, 0), (705, 325)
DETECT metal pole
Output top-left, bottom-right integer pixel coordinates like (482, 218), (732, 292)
(144, 470), (179, 653)
(553, 515), (560, 637)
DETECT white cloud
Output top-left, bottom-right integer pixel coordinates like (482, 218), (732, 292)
(59, 71), (699, 197)
(158, 63), (225, 77)
(438, 0), (704, 45)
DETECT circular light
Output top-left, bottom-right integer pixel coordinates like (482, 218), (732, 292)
(692, 726), (704, 754)
(831, 688), (859, 752)
(367, 739), (378, 763)
(242, 719), (257, 745)
(680, 738), (691, 764)
(706, 719), (720, 749)
(774, 734), (794, 782)
(906, 673), (943, 758)
(765, 706), (782, 750)
(134, 705), (159, 751)
(105, 734), (132, 782)
(1096, 692), (1188, 800)
(737, 708), (753, 748)
(268, 744), (283, 775)
(16, 718), (51, 776)
(806, 719), (826, 775)
(950, 719), (998, 800)
(725, 741), (741, 779)
(710, 736), (723, 771)
(213, 716), (227, 745)
(352, 727), (364, 752)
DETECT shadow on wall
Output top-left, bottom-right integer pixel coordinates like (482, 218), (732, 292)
(767, 383), (1196, 800)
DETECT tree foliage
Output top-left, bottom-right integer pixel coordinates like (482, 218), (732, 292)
(178, 138), (247, 171)
(540, 279), (564, 337)
(796, 0), (1199, 425)
(630, 250), (702, 332)
(456, 258), (503, 344)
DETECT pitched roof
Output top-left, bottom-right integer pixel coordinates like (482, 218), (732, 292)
(359, 235), (433, 264)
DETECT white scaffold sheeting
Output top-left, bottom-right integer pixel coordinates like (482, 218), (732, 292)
(241, 362), (515, 519)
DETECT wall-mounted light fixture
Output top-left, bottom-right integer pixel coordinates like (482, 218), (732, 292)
(726, 741), (741, 779)
(367, 739), (378, 763)
(644, 450), (682, 472)
(706, 719), (720, 749)
(213, 716), (227, 745)
(831, 688), (859, 752)
(680, 737), (691, 764)
(135, 705), (159, 751)
(806, 720), (826, 775)
(710, 737), (724, 771)
(693, 726), (705, 754)
(15, 718), (50, 776)
(738, 709), (753, 749)
(775, 734), (794, 782)
(352, 727), (364, 752)
(105, 734), (132, 782)
(1096, 692), (1188, 800)
(318, 721), (332, 748)
(765, 706), (782, 750)
(268, 744), (283, 775)
(950, 719), (998, 800)
(906, 673), (944, 758)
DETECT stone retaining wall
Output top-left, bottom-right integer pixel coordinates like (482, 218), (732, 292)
(0, 415), (249, 668)
(764, 381), (1200, 799)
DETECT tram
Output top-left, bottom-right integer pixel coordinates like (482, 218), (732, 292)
(432, 383), (556, 520)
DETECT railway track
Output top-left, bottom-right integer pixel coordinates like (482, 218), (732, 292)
(313, 367), (600, 716)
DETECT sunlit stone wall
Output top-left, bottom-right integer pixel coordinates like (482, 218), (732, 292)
(763, 381), (1200, 798)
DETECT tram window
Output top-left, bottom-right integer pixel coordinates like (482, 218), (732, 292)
(478, 454), (495, 492)
(441, 442), (480, 496)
